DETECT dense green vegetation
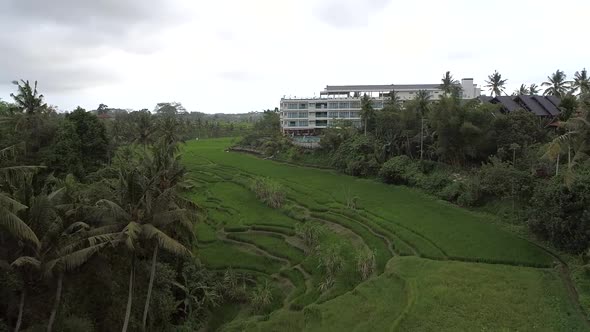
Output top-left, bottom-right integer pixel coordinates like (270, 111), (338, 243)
(0, 82), (261, 331)
(181, 137), (588, 330)
(2, 69), (590, 331)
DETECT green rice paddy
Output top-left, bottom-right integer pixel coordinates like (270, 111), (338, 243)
(185, 138), (588, 331)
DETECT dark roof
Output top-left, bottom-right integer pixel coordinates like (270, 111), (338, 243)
(516, 95), (552, 116)
(478, 96), (493, 103)
(546, 95), (561, 108)
(486, 95), (560, 117)
(532, 96), (560, 116)
(491, 96), (522, 112)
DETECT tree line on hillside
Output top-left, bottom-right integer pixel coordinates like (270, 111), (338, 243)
(0, 80), (257, 331)
(240, 69), (590, 256)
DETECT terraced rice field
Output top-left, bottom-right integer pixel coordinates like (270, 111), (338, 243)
(184, 138), (589, 331)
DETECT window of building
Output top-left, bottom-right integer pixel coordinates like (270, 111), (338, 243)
(309, 103), (316, 109)
(315, 112), (327, 118)
(339, 111), (349, 118)
(328, 102), (338, 109)
(350, 101), (361, 108)
(287, 103), (298, 109)
(328, 111), (338, 118)
(287, 112), (299, 118)
(299, 103), (308, 109)
(371, 101), (383, 109)
(298, 120), (308, 126)
(288, 121), (297, 127)
(349, 111), (360, 118)
(338, 102), (349, 109)
(316, 120), (328, 127)
(298, 112), (308, 118)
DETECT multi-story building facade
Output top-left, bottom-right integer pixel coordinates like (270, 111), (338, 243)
(280, 78), (480, 135)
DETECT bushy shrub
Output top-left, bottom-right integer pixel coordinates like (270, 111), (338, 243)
(378, 155), (423, 185)
(295, 222), (325, 253)
(250, 280), (273, 313)
(331, 135), (379, 177)
(478, 157), (534, 202)
(528, 174), (590, 253)
(284, 204), (310, 222)
(250, 177), (286, 208)
(438, 181), (464, 202)
(355, 248), (376, 280)
(418, 171), (453, 193)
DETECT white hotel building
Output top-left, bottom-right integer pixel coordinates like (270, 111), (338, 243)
(280, 79), (481, 135)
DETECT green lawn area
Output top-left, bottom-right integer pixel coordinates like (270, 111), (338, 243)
(222, 256), (587, 331)
(227, 232), (305, 264)
(184, 138), (553, 267)
(183, 138), (586, 331)
(197, 242), (284, 274)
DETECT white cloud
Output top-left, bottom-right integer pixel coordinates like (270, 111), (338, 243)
(0, 0), (588, 112)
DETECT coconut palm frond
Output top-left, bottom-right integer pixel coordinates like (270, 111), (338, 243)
(0, 209), (40, 247)
(94, 199), (130, 221)
(152, 209), (193, 231)
(542, 141), (563, 161)
(0, 192), (28, 212)
(11, 256), (41, 269)
(142, 224), (191, 257)
(0, 166), (44, 186)
(62, 221), (91, 235)
(122, 222), (142, 251)
(86, 224), (123, 237)
(47, 242), (109, 277)
(47, 187), (65, 202)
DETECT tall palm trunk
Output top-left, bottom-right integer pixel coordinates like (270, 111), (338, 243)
(47, 273), (63, 332)
(420, 117), (424, 160)
(122, 257), (135, 332)
(14, 288), (26, 332)
(142, 246), (159, 331)
(364, 120), (367, 136)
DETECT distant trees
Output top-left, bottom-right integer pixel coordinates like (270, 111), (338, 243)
(0, 82), (219, 331)
(485, 70), (507, 97)
(439, 71), (459, 96)
(573, 68), (590, 96)
(10, 80), (47, 115)
(543, 69), (570, 97)
(360, 94), (375, 136)
(514, 84), (530, 95)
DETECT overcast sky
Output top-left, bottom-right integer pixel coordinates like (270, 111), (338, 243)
(0, 0), (588, 113)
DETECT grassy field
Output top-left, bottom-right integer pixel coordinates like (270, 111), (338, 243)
(184, 138), (587, 331)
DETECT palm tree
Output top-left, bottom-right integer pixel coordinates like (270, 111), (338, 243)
(384, 90), (401, 109)
(514, 84), (530, 95)
(440, 71), (459, 96)
(9, 80), (47, 116)
(414, 90), (431, 159)
(0, 192), (39, 249)
(529, 83), (540, 95)
(542, 70), (570, 97)
(134, 110), (155, 150)
(10, 255), (40, 332)
(572, 68), (590, 96)
(360, 94), (374, 136)
(544, 114), (590, 185)
(484, 70), (507, 97)
(95, 148), (194, 332)
(42, 177), (119, 332)
(10, 80), (48, 152)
